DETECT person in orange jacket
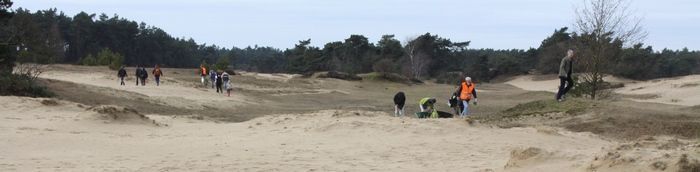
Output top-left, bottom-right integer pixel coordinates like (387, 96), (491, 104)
(152, 65), (163, 86)
(455, 77), (478, 118)
(199, 65), (207, 86)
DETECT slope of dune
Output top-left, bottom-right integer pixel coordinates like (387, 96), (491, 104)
(4, 65), (699, 171)
(1, 96), (617, 171)
(617, 75), (700, 106)
(506, 74), (700, 106)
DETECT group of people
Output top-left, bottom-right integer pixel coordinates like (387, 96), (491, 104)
(392, 76), (478, 119)
(391, 48), (576, 119)
(199, 64), (233, 96)
(117, 65), (163, 86)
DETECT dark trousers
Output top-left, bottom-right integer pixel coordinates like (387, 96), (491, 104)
(140, 77), (146, 86)
(216, 83), (223, 93)
(155, 76), (160, 86)
(120, 77), (125, 85)
(556, 76), (574, 99)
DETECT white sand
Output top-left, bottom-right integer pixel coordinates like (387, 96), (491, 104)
(505, 75), (560, 93)
(3, 66), (697, 171)
(1, 96), (616, 171)
(616, 75), (700, 106)
(507, 74), (700, 106)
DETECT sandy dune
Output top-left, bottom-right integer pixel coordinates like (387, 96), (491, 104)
(617, 75), (700, 106)
(2, 66), (699, 171)
(506, 74), (700, 106)
(2, 96), (616, 171)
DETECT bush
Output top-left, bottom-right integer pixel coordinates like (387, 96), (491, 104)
(81, 54), (97, 66)
(372, 59), (397, 74)
(0, 73), (53, 98)
(215, 56), (230, 71)
(109, 55), (124, 70)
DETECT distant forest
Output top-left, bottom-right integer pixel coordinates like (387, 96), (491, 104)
(4, 8), (700, 81)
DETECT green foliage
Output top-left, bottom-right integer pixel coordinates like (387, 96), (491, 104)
(109, 54), (124, 70)
(0, 74), (53, 98)
(5, 6), (700, 83)
(536, 27), (573, 74)
(215, 56), (230, 71)
(81, 54), (97, 66)
(372, 58), (398, 74)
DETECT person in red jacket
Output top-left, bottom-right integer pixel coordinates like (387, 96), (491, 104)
(455, 77), (478, 118)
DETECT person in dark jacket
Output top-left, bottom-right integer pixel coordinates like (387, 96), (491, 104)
(556, 49), (575, 102)
(393, 92), (406, 117)
(209, 69), (217, 89)
(215, 71), (223, 93)
(118, 66), (127, 86)
(140, 67), (148, 86)
(134, 65), (141, 86)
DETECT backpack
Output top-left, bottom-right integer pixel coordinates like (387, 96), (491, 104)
(222, 74), (230, 82)
(142, 69), (148, 78)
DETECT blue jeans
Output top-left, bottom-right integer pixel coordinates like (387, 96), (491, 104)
(460, 100), (469, 117)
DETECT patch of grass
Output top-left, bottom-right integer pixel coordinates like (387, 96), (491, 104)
(0, 73), (53, 98)
(498, 98), (593, 118)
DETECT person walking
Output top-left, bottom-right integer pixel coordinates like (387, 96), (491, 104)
(456, 77), (478, 118)
(222, 71), (232, 96)
(556, 49), (576, 102)
(134, 65), (142, 86)
(393, 92), (406, 117)
(199, 65), (207, 86)
(215, 71), (223, 94)
(118, 66), (127, 86)
(209, 69), (217, 89)
(140, 67), (148, 86)
(152, 65), (163, 86)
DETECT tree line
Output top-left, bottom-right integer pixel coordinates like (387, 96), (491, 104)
(3, 7), (700, 84)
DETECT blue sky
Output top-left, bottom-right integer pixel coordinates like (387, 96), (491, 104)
(14, 0), (700, 50)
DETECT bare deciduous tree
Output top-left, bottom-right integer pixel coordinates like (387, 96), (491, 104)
(574, 0), (646, 99)
(13, 63), (46, 81)
(404, 36), (430, 79)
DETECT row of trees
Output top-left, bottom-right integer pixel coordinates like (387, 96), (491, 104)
(8, 8), (231, 68)
(4, 5), (700, 85)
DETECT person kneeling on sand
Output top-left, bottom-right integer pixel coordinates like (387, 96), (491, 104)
(222, 71), (232, 96)
(456, 77), (478, 118)
(393, 92), (406, 117)
(419, 97), (438, 118)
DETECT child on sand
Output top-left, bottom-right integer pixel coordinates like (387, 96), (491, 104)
(222, 71), (232, 96)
